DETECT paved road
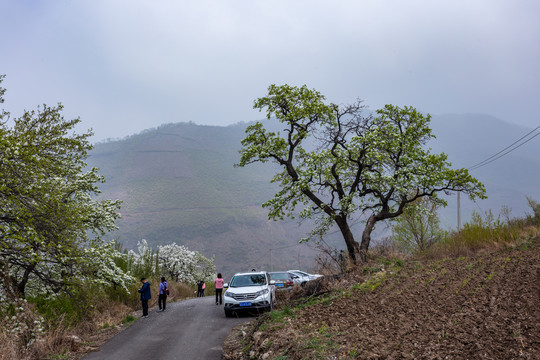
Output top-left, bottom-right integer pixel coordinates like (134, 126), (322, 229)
(84, 296), (250, 360)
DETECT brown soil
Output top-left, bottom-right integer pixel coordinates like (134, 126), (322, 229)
(223, 237), (540, 359)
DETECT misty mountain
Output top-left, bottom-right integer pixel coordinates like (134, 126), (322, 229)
(430, 114), (540, 227)
(86, 115), (540, 275)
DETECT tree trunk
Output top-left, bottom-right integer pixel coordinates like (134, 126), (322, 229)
(359, 214), (377, 263)
(16, 264), (35, 298)
(335, 215), (360, 265)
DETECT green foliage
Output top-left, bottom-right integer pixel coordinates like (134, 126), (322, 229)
(270, 305), (294, 322)
(31, 294), (87, 325)
(0, 76), (130, 300)
(30, 280), (106, 325)
(526, 196), (540, 224)
(357, 272), (386, 292)
(392, 197), (446, 253)
(49, 351), (70, 360)
(121, 315), (136, 324)
(238, 84), (486, 262)
(445, 210), (518, 249)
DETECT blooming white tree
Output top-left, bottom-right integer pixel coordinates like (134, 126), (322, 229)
(158, 243), (216, 284)
(0, 75), (127, 297)
(127, 240), (216, 285)
(81, 241), (134, 292)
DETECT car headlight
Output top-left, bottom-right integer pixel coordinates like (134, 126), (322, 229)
(255, 288), (269, 297)
(224, 291), (235, 297)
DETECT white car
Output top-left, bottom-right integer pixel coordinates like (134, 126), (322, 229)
(288, 270), (323, 286)
(223, 271), (276, 317)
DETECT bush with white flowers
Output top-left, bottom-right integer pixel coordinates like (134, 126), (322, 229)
(128, 240), (215, 285)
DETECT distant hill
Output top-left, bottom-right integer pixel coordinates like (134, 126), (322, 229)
(88, 122), (324, 276)
(429, 114), (540, 227)
(86, 115), (540, 275)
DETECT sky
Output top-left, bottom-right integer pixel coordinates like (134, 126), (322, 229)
(1, 0), (539, 142)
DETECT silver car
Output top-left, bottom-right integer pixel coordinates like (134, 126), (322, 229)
(223, 271), (276, 317)
(288, 270), (322, 286)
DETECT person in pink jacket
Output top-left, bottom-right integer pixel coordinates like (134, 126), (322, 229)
(214, 273), (224, 305)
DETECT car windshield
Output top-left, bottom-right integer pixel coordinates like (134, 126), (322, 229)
(230, 274), (267, 287)
(269, 272), (290, 280)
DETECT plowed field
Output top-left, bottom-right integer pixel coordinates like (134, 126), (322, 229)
(223, 237), (539, 359)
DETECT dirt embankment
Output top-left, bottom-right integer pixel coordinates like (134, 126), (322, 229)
(223, 237), (540, 359)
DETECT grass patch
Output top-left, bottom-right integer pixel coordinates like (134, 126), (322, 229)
(270, 306), (294, 322)
(49, 351), (70, 360)
(358, 272), (387, 292)
(121, 315), (136, 324)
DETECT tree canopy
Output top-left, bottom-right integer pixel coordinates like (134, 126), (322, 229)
(238, 84), (486, 263)
(0, 75), (128, 297)
(128, 240), (216, 284)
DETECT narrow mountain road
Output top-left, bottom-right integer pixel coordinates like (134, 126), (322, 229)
(83, 296), (251, 360)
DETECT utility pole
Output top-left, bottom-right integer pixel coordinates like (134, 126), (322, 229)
(269, 248), (273, 272)
(457, 191), (461, 231)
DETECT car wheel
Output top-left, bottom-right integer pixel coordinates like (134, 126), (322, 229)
(301, 282), (307, 287)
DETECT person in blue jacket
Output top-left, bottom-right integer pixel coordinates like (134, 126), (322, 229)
(138, 277), (151, 318)
(158, 277), (168, 312)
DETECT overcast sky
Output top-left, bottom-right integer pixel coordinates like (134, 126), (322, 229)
(1, 1), (539, 142)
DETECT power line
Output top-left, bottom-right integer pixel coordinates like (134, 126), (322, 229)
(468, 125), (540, 170)
(469, 132), (540, 170)
(272, 243), (300, 251)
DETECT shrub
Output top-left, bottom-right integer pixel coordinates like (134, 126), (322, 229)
(391, 197), (445, 254)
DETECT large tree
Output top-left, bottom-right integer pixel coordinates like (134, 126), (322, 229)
(0, 75), (126, 297)
(238, 84), (486, 263)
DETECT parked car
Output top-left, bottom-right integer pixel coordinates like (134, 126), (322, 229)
(288, 270), (323, 286)
(223, 271), (275, 317)
(268, 271), (296, 290)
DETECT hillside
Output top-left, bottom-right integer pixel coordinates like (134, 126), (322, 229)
(223, 236), (540, 359)
(87, 122), (325, 275)
(86, 115), (540, 275)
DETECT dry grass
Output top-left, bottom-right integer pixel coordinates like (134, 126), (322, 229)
(424, 222), (540, 260)
(0, 279), (198, 360)
(0, 330), (19, 360)
(172, 281), (198, 299)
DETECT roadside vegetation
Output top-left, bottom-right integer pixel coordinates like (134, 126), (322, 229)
(0, 237), (215, 360)
(223, 200), (540, 359)
(0, 76), (215, 360)
(0, 237), (216, 360)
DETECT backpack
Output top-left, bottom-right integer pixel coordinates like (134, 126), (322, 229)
(163, 282), (169, 296)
